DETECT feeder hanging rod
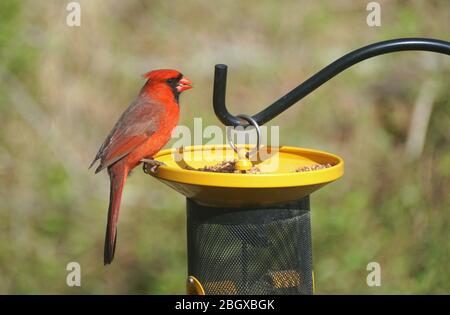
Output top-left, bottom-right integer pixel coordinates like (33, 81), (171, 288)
(213, 37), (450, 127)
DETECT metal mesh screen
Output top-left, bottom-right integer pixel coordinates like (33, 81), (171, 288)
(187, 197), (313, 295)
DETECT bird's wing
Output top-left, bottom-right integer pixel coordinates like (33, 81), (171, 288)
(90, 97), (165, 173)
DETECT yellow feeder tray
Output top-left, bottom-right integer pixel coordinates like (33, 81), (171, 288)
(146, 145), (344, 207)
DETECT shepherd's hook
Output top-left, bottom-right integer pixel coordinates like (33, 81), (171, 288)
(213, 38), (450, 127)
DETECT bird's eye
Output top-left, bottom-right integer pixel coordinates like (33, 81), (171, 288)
(167, 78), (176, 84)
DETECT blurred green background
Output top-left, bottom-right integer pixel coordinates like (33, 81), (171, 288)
(0, 0), (448, 294)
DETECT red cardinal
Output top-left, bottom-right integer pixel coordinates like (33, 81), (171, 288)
(89, 69), (192, 264)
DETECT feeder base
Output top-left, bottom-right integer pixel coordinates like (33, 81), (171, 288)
(186, 196), (313, 295)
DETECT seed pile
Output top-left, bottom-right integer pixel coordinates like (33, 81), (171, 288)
(296, 163), (333, 172)
(196, 160), (261, 174)
(188, 160), (334, 174)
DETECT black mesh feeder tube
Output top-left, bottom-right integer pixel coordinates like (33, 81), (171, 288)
(187, 197), (314, 295)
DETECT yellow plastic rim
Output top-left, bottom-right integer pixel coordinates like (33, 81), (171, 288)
(150, 145), (344, 188)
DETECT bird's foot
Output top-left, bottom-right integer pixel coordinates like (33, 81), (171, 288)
(142, 159), (166, 174)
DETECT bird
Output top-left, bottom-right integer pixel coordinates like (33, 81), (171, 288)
(89, 69), (192, 264)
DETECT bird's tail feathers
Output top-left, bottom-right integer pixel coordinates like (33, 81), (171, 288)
(104, 164), (128, 265)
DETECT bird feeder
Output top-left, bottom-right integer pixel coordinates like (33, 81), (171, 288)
(144, 145), (343, 294)
(143, 38), (450, 295)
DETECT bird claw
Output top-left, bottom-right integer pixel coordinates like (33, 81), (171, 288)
(142, 159), (166, 174)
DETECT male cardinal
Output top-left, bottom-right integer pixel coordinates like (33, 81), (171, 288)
(89, 69), (192, 264)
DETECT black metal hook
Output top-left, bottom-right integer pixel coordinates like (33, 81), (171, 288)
(213, 38), (450, 127)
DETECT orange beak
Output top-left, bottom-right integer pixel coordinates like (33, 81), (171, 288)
(176, 76), (193, 93)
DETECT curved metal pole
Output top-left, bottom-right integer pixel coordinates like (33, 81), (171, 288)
(213, 38), (450, 126)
